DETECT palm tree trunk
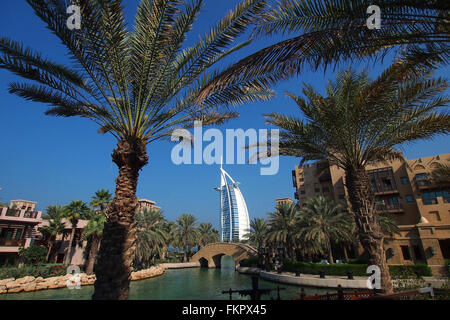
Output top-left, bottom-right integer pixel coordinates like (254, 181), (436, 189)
(326, 236), (334, 264)
(183, 247), (187, 262)
(46, 241), (53, 263)
(345, 167), (393, 294)
(343, 246), (349, 262)
(92, 139), (148, 300)
(64, 228), (76, 265)
(86, 236), (100, 275)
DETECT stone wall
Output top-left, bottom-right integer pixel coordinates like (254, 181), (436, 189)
(0, 265), (166, 294)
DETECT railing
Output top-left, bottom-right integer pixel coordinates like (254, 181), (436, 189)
(23, 211), (39, 219)
(5, 209), (21, 217)
(371, 184), (398, 194)
(423, 198), (438, 205)
(0, 238), (26, 247)
(375, 203), (403, 212)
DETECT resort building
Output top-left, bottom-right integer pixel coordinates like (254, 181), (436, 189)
(215, 164), (250, 242)
(0, 200), (42, 265)
(276, 198), (294, 207)
(291, 153), (450, 275)
(137, 198), (161, 212)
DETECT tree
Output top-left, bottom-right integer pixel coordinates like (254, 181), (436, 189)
(203, 0), (449, 93)
(266, 202), (299, 259)
(18, 245), (47, 265)
(82, 210), (106, 275)
(62, 200), (90, 265)
(162, 221), (177, 260)
(134, 208), (168, 268)
(174, 214), (199, 262)
(430, 163), (450, 184)
(197, 223), (218, 248)
(244, 217), (268, 264)
(262, 65), (449, 293)
(0, 0), (270, 299)
(297, 196), (353, 264)
(40, 205), (65, 262)
(90, 189), (113, 214)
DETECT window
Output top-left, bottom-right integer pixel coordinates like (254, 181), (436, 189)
(401, 246), (411, 260)
(382, 179), (392, 189)
(401, 177), (409, 185)
(415, 173), (427, 180)
(322, 186), (330, 193)
(422, 191), (440, 205)
(387, 196), (399, 205)
(14, 229), (23, 240)
(413, 246), (423, 260)
(406, 195), (414, 203)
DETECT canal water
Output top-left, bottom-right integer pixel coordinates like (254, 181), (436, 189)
(0, 257), (331, 300)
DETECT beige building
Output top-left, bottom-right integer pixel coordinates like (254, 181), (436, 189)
(276, 198), (294, 206)
(292, 153), (450, 276)
(0, 200), (43, 265)
(137, 198), (161, 212)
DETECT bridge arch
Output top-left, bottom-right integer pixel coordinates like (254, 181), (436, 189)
(190, 242), (257, 268)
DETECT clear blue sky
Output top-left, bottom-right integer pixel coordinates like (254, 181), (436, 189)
(1, 1), (449, 230)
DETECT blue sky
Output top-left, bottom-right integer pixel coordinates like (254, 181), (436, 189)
(0, 0), (449, 230)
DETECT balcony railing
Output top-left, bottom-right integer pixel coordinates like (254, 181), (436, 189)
(375, 203), (403, 212)
(0, 238), (26, 247)
(23, 211), (39, 219)
(422, 198), (438, 205)
(5, 209), (21, 217)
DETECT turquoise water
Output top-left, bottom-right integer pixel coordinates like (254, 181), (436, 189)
(0, 258), (332, 300)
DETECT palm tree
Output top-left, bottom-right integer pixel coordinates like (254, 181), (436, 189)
(262, 65), (449, 293)
(82, 210), (106, 275)
(0, 0), (270, 299)
(134, 208), (168, 268)
(430, 163), (450, 184)
(40, 205), (65, 262)
(162, 221), (177, 260)
(90, 189), (113, 214)
(175, 214), (199, 262)
(244, 217), (268, 250)
(203, 0), (449, 93)
(266, 202), (299, 259)
(62, 200), (90, 265)
(297, 196), (353, 264)
(197, 223), (218, 248)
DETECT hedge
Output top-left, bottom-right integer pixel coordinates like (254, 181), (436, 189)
(239, 257), (259, 267)
(0, 264), (67, 280)
(240, 259), (433, 278)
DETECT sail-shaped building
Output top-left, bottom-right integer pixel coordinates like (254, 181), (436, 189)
(214, 163), (250, 242)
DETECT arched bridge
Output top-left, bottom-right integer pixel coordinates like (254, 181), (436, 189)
(190, 242), (257, 268)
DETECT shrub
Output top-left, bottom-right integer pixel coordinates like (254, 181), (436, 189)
(0, 264), (67, 280)
(239, 257), (259, 267)
(18, 245), (47, 265)
(389, 264), (432, 278)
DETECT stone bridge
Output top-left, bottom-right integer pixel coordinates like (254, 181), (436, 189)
(190, 242), (257, 268)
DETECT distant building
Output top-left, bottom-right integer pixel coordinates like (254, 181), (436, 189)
(0, 200), (42, 265)
(137, 198), (161, 212)
(215, 164), (250, 242)
(291, 153), (450, 275)
(276, 198), (294, 206)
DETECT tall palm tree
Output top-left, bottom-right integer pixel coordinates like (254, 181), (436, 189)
(90, 189), (113, 214)
(82, 210), (106, 275)
(134, 208), (168, 268)
(62, 200), (90, 265)
(175, 214), (199, 262)
(266, 202), (299, 259)
(203, 0), (449, 94)
(0, 0), (271, 299)
(297, 196), (354, 264)
(244, 217), (268, 251)
(162, 220), (177, 260)
(40, 205), (65, 262)
(263, 65), (449, 293)
(197, 222), (218, 248)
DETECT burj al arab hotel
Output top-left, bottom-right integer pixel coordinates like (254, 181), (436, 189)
(214, 163), (250, 242)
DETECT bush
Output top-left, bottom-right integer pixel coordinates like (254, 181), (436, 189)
(281, 260), (432, 278)
(18, 245), (47, 265)
(239, 257), (259, 267)
(389, 264), (432, 278)
(0, 264), (67, 280)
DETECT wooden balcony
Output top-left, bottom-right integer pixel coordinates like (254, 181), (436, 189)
(375, 203), (404, 213)
(0, 238), (26, 247)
